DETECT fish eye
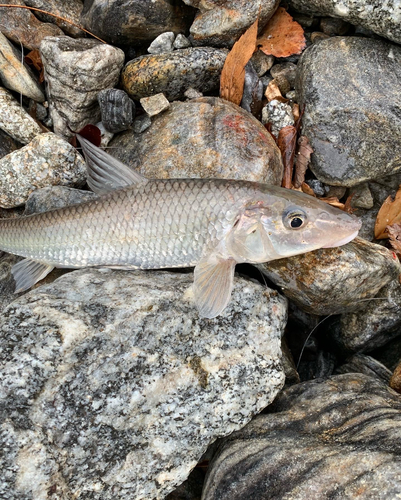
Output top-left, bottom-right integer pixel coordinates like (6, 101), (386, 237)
(283, 209), (307, 230)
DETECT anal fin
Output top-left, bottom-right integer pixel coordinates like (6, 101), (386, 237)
(12, 259), (54, 293)
(193, 254), (236, 319)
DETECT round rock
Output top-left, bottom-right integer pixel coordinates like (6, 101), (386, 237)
(109, 97), (283, 184)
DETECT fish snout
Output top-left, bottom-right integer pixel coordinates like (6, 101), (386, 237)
(319, 212), (362, 248)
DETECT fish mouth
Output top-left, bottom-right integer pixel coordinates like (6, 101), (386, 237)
(322, 230), (359, 248)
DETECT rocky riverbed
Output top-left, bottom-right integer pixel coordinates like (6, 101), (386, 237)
(0, 1), (401, 499)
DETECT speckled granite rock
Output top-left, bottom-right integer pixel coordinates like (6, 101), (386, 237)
(258, 238), (401, 315)
(110, 97), (283, 185)
(261, 99), (294, 136)
(336, 353), (392, 384)
(122, 48), (227, 101)
(183, 0), (280, 47)
(40, 36), (125, 139)
(24, 0), (85, 37)
(0, 87), (43, 144)
(0, 32), (44, 102)
(0, 269), (286, 500)
(81, 0), (195, 45)
(296, 37), (401, 186)
(0, 133), (86, 208)
(203, 373), (401, 500)
(288, 0), (401, 44)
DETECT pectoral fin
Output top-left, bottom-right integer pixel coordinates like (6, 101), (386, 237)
(193, 255), (236, 319)
(77, 135), (147, 194)
(12, 259), (54, 293)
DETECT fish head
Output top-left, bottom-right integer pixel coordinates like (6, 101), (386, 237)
(226, 187), (361, 263)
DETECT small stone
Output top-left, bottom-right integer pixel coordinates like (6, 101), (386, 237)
(320, 16), (351, 36)
(140, 93), (170, 117)
(270, 62), (297, 88)
(325, 185), (347, 199)
(240, 62), (263, 116)
(261, 99), (294, 137)
(310, 31), (331, 44)
(285, 90), (296, 100)
(250, 51), (275, 77)
(336, 354), (392, 385)
(173, 34), (192, 49)
(306, 179), (325, 196)
(133, 114), (152, 133)
(97, 88), (135, 133)
(0, 87), (43, 144)
(184, 88), (203, 99)
(350, 182), (374, 209)
(24, 0), (85, 37)
(40, 36), (125, 139)
(148, 32), (175, 54)
(260, 75), (273, 94)
(0, 133), (86, 208)
(292, 12), (318, 29)
(0, 32), (44, 102)
(272, 75), (291, 95)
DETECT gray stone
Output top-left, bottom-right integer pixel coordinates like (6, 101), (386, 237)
(258, 237), (401, 315)
(288, 0), (401, 44)
(250, 51), (275, 77)
(0, 87), (43, 144)
(296, 37), (401, 186)
(350, 182), (374, 209)
(270, 62), (297, 88)
(306, 179), (325, 196)
(261, 99), (294, 137)
(98, 89), (135, 133)
(148, 32), (175, 54)
(122, 47), (228, 101)
(0, 133), (86, 208)
(24, 186), (97, 216)
(173, 34), (192, 49)
(24, 0), (85, 37)
(203, 373), (401, 500)
(0, 268), (286, 500)
(140, 93), (170, 117)
(336, 353), (392, 384)
(240, 62), (263, 116)
(109, 97), (283, 185)
(0, 32), (44, 102)
(40, 36), (125, 139)
(133, 114), (152, 133)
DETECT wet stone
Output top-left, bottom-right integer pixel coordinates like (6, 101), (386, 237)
(296, 37), (401, 186)
(24, 0), (85, 37)
(202, 373), (401, 500)
(148, 32), (175, 54)
(122, 47), (228, 101)
(0, 268), (286, 500)
(109, 97), (283, 185)
(98, 89), (135, 133)
(261, 99), (294, 136)
(140, 93), (170, 117)
(40, 36), (125, 139)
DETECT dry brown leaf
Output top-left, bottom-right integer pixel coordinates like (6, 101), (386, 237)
(374, 185), (401, 239)
(293, 135), (313, 188)
(301, 182), (316, 197)
(24, 49), (44, 82)
(257, 7), (306, 58)
(220, 18), (258, 105)
(387, 223), (401, 255)
(264, 79), (288, 103)
(318, 197), (345, 210)
(292, 103), (300, 122)
(277, 125), (297, 189)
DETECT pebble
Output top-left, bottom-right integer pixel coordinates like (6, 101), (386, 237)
(0, 133), (86, 208)
(173, 34), (192, 49)
(288, 0), (401, 44)
(350, 182), (374, 209)
(240, 62), (263, 116)
(203, 373), (401, 500)
(81, 0), (195, 45)
(24, 0), (85, 37)
(258, 238), (401, 316)
(0, 32), (45, 102)
(0, 87), (43, 144)
(270, 62), (298, 88)
(296, 37), (401, 186)
(183, 0), (280, 47)
(305, 179), (325, 196)
(148, 32), (175, 54)
(250, 51), (275, 77)
(184, 88), (203, 99)
(0, 129), (18, 160)
(140, 93), (170, 117)
(109, 97), (283, 185)
(122, 47), (228, 101)
(320, 16), (351, 36)
(261, 99), (294, 137)
(97, 88), (135, 133)
(0, 268), (286, 499)
(40, 36), (125, 139)
(133, 114), (152, 133)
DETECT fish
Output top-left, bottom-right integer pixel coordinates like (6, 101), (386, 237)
(0, 136), (361, 318)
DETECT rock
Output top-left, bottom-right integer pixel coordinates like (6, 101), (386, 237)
(0, 0), (63, 50)
(133, 114), (152, 133)
(336, 353), (392, 384)
(109, 97), (283, 185)
(140, 93), (170, 117)
(24, 0), (85, 37)
(0, 252), (20, 312)
(121, 47), (228, 101)
(81, 0), (195, 45)
(166, 468), (204, 500)
(350, 182), (374, 209)
(305, 178), (325, 196)
(0, 129), (19, 160)
(40, 36), (125, 139)
(240, 62), (263, 117)
(0, 268), (286, 499)
(0, 32), (45, 102)
(296, 37), (401, 186)
(184, 0), (280, 47)
(96, 121), (114, 147)
(0, 87), (43, 144)
(173, 34), (191, 49)
(184, 88), (203, 99)
(24, 185), (97, 215)
(288, 0), (401, 44)
(97, 89), (135, 133)
(250, 50), (274, 77)
(0, 133), (86, 208)
(261, 99), (294, 136)
(258, 237), (401, 315)
(148, 32), (175, 54)
(310, 31), (330, 44)
(270, 62), (297, 88)
(390, 361), (401, 393)
(320, 16), (351, 36)
(202, 373), (401, 500)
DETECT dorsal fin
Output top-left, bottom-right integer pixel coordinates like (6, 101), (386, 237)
(77, 135), (147, 194)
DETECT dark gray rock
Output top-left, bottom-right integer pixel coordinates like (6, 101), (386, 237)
(270, 62), (297, 88)
(336, 353), (392, 384)
(203, 373), (401, 500)
(296, 37), (401, 186)
(0, 129), (18, 160)
(240, 62), (263, 117)
(320, 16), (351, 36)
(98, 89), (135, 133)
(0, 269), (286, 500)
(121, 47), (228, 101)
(24, 186), (97, 216)
(288, 0), (401, 44)
(109, 97), (283, 185)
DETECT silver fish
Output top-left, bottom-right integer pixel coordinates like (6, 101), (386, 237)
(0, 136), (361, 318)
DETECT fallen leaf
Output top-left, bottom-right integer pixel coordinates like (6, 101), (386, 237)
(277, 125), (297, 189)
(343, 194), (355, 214)
(292, 103), (300, 122)
(220, 18), (258, 105)
(24, 49), (44, 82)
(257, 7), (306, 58)
(293, 135), (313, 188)
(374, 185), (401, 239)
(301, 182), (316, 197)
(265, 79), (288, 103)
(387, 223), (401, 255)
(76, 124), (102, 147)
(318, 197), (345, 210)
